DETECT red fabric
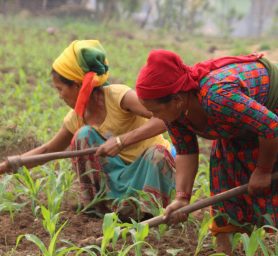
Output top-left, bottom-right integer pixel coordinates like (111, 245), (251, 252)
(75, 71), (97, 117)
(136, 49), (263, 99)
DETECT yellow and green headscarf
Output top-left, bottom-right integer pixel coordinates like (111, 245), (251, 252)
(52, 40), (109, 116)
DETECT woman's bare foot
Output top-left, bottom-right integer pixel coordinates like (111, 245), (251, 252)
(216, 232), (232, 255)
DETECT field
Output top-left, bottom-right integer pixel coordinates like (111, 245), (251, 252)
(0, 15), (278, 255)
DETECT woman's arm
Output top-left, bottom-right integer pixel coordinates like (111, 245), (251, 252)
(95, 90), (167, 156)
(208, 86), (278, 194)
(164, 154), (198, 223)
(175, 154), (199, 195)
(120, 90), (167, 147)
(0, 126), (73, 173)
(121, 90), (154, 118)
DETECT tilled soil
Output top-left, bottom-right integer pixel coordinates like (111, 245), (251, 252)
(0, 201), (222, 256)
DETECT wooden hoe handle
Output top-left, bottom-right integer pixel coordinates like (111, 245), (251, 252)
(5, 147), (98, 170)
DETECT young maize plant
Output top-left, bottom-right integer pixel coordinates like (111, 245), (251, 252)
(87, 212), (153, 256)
(232, 225), (278, 256)
(14, 166), (45, 217)
(0, 174), (26, 221)
(16, 206), (82, 256)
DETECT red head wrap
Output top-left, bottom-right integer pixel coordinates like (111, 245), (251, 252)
(136, 49), (263, 99)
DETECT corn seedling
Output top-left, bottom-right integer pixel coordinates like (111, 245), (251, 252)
(16, 221), (72, 256)
(116, 241), (152, 256)
(194, 211), (215, 256)
(44, 167), (74, 216)
(0, 174), (26, 221)
(98, 212), (153, 255)
(14, 167), (45, 217)
(61, 240), (102, 256)
(80, 169), (110, 216)
(40, 206), (62, 239)
(16, 205), (86, 256)
(232, 225), (278, 256)
(101, 212), (121, 254)
(16, 199), (70, 256)
(129, 219), (150, 256)
(232, 226), (267, 256)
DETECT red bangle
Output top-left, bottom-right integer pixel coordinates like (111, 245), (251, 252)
(175, 191), (191, 201)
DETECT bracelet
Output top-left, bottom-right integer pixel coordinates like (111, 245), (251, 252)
(175, 191), (191, 201)
(116, 136), (123, 148)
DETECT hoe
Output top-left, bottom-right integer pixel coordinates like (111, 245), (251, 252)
(4, 149), (278, 245)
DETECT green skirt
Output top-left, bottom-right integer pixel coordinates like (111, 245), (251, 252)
(71, 125), (176, 217)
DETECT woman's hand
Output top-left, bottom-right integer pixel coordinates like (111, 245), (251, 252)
(248, 167), (272, 195)
(95, 136), (123, 157)
(163, 198), (189, 224)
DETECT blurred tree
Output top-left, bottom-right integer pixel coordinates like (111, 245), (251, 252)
(140, 0), (153, 28)
(94, 0), (141, 24)
(184, 0), (209, 34)
(246, 0), (278, 36)
(155, 0), (178, 30)
(0, 0), (7, 14)
(154, 0), (209, 34)
(95, 0), (119, 23)
(269, 5), (278, 36)
(120, 0), (141, 19)
(212, 0), (244, 38)
(0, 0), (69, 13)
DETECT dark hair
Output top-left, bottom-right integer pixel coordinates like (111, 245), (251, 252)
(155, 94), (175, 103)
(51, 68), (75, 86)
(155, 91), (189, 103)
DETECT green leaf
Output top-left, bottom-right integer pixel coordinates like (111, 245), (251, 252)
(232, 233), (242, 251)
(48, 221), (68, 255)
(240, 233), (250, 256)
(17, 234), (49, 256)
(257, 239), (269, 256)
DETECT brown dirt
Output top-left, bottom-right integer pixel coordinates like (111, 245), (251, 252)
(0, 139), (228, 255)
(0, 201), (220, 256)
(0, 203), (102, 255)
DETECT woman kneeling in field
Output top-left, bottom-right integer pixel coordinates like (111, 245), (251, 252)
(0, 40), (176, 220)
(135, 49), (278, 254)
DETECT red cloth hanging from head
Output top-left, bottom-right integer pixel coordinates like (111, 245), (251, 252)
(135, 49), (263, 99)
(74, 71), (98, 117)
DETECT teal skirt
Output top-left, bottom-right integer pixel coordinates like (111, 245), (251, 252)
(71, 125), (176, 216)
